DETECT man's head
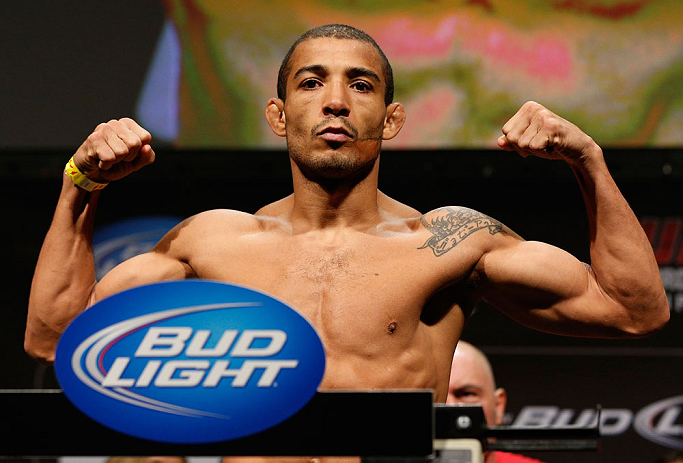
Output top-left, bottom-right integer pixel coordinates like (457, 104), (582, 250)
(265, 24), (405, 181)
(446, 341), (507, 427)
(277, 24), (394, 107)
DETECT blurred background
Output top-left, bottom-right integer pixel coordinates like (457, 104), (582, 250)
(2, 1), (683, 461)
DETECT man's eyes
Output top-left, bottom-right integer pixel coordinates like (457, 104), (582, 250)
(455, 390), (480, 399)
(351, 80), (372, 92)
(301, 79), (321, 89)
(299, 79), (373, 91)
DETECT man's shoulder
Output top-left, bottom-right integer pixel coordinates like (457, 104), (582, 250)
(254, 195), (293, 218)
(419, 206), (510, 240)
(378, 191), (422, 219)
(417, 206), (521, 257)
(420, 206), (500, 224)
(181, 209), (281, 235)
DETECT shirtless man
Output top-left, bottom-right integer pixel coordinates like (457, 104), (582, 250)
(26, 24), (668, 407)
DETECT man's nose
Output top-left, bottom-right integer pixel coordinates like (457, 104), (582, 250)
(323, 82), (350, 117)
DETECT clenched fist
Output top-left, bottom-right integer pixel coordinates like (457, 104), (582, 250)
(72, 118), (155, 183)
(498, 101), (602, 166)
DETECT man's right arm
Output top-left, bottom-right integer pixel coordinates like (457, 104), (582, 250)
(24, 118), (184, 364)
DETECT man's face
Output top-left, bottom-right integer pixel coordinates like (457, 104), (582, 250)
(446, 347), (506, 427)
(275, 37), (396, 178)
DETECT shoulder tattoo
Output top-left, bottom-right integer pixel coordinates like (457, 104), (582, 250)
(418, 207), (506, 257)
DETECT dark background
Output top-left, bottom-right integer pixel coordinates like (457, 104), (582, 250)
(2, 1), (682, 462)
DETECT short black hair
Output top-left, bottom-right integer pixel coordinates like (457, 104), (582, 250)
(277, 24), (394, 107)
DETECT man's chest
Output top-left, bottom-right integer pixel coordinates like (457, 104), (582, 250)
(186, 231), (478, 337)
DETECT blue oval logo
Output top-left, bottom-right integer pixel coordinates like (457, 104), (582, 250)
(55, 280), (326, 443)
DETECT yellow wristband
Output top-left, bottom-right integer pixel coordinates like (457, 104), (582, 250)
(64, 157), (108, 192)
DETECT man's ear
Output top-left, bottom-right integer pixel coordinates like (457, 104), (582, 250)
(382, 102), (406, 140)
(265, 98), (286, 137)
(493, 388), (507, 426)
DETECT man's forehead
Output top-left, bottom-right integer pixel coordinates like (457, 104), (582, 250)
(289, 37), (385, 78)
(450, 352), (495, 388)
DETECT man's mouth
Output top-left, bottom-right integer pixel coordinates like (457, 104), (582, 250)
(317, 126), (354, 143)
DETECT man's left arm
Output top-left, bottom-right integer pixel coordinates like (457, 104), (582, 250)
(481, 101), (669, 338)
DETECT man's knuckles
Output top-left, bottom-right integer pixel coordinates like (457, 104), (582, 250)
(521, 100), (545, 115)
(89, 123), (144, 158)
(529, 136), (550, 152)
(119, 117), (152, 143)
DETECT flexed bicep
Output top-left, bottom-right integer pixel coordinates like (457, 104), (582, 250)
(90, 250), (195, 307)
(477, 239), (634, 338)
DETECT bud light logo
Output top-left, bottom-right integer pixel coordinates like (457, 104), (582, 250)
(55, 280), (326, 443)
(634, 395), (683, 449)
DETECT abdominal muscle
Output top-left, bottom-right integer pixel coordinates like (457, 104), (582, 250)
(217, 313), (456, 463)
(318, 329), (443, 394)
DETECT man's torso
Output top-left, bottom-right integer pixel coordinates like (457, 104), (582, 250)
(164, 197), (497, 401)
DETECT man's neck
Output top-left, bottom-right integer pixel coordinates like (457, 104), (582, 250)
(288, 158), (382, 233)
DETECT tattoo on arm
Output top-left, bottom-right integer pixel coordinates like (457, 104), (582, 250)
(419, 207), (506, 257)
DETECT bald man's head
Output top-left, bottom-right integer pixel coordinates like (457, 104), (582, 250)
(446, 341), (507, 427)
